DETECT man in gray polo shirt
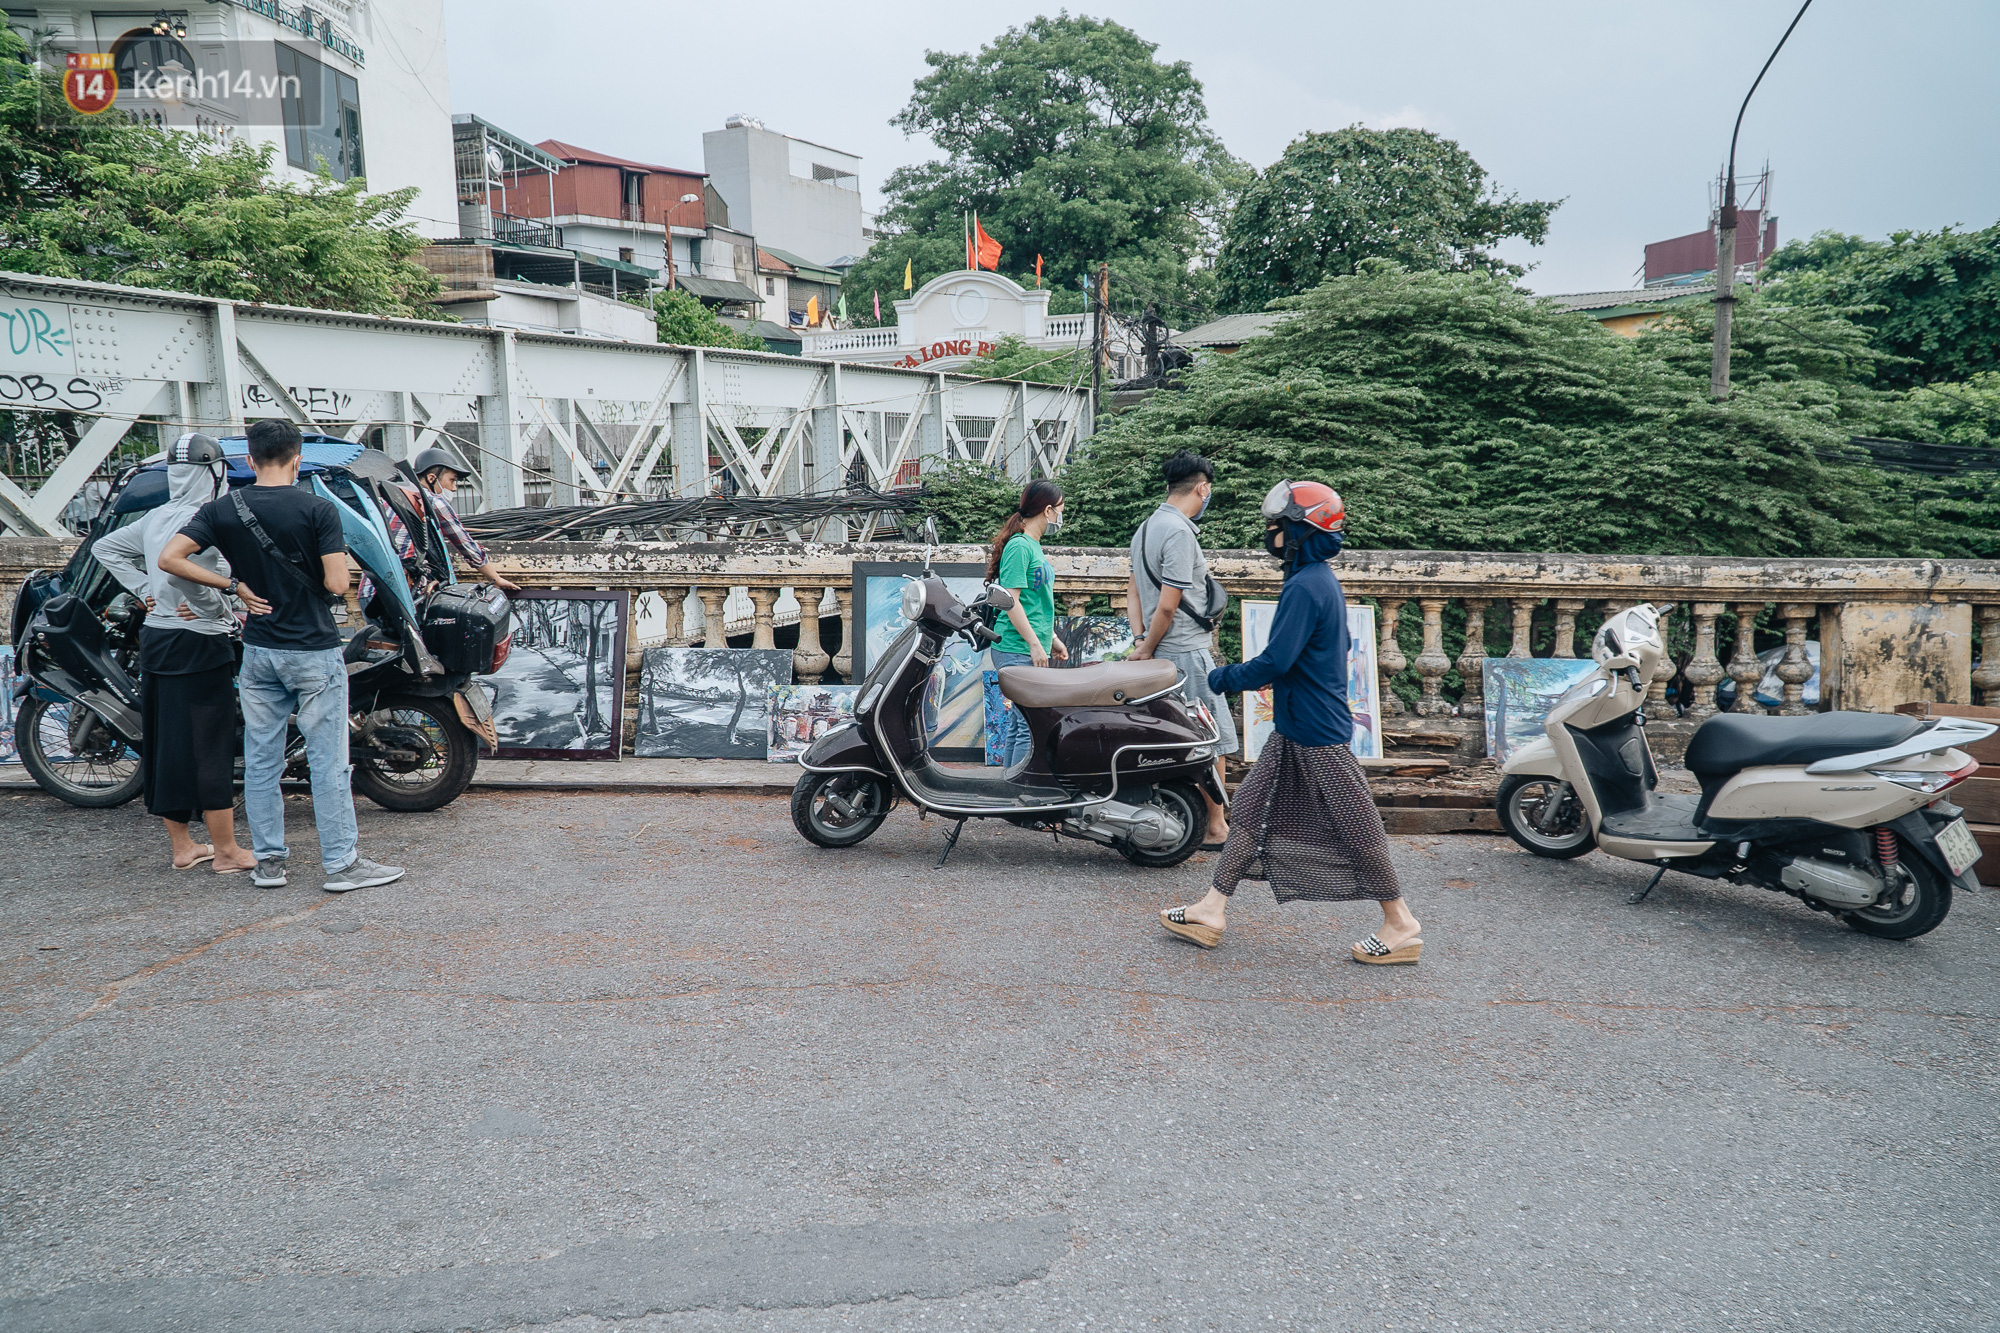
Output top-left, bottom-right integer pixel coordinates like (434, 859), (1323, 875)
(1128, 450), (1238, 847)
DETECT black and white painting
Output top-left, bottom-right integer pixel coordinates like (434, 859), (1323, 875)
(635, 648), (793, 759)
(478, 590), (628, 761)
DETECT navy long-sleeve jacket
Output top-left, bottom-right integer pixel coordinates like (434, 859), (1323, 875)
(1209, 559), (1352, 747)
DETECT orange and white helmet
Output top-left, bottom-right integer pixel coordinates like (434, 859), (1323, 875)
(1260, 480), (1344, 533)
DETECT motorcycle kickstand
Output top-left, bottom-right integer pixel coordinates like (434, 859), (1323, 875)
(1628, 865), (1668, 905)
(935, 819), (967, 870)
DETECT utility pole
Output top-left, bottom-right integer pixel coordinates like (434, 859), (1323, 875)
(1711, 0), (1813, 399)
(1090, 263), (1109, 411)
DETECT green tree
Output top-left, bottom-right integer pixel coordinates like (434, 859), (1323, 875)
(0, 29), (441, 317)
(840, 15), (1246, 325)
(912, 459), (1022, 543)
(1057, 264), (1996, 561)
(1762, 224), (2000, 387)
(1214, 127), (1559, 313)
(640, 287), (763, 350)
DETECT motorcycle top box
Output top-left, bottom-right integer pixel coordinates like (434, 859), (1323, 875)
(420, 583), (513, 676)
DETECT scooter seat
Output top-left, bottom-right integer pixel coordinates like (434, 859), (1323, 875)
(1684, 710), (1924, 778)
(998, 659), (1180, 709)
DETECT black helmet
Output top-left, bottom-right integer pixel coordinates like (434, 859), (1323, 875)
(170, 432), (224, 466)
(411, 446), (469, 481)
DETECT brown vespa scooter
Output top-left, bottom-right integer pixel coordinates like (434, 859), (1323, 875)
(790, 521), (1227, 867)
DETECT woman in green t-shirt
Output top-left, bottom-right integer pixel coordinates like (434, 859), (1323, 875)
(984, 479), (1068, 768)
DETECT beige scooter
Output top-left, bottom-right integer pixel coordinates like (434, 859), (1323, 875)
(1495, 604), (1991, 939)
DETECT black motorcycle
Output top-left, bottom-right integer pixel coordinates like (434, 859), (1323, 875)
(9, 436), (510, 813)
(789, 521), (1227, 867)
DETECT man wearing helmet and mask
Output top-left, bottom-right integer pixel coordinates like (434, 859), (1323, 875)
(93, 433), (258, 874)
(390, 447), (520, 594)
(1159, 480), (1424, 966)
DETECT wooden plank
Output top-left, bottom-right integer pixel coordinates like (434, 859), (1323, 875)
(1360, 758), (1453, 777)
(1972, 822), (2000, 863)
(1894, 702), (2000, 766)
(1379, 806), (1502, 835)
(1952, 776), (2000, 826)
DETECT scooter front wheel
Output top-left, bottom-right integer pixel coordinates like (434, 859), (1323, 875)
(1497, 775), (1595, 859)
(791, 771), (891, 848)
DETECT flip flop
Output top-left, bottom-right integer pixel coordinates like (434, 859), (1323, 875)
(1199, 840), (1228, 851)
(1352, 933), (1421, 965)
(212, 860), (252, 876)
(173, 849), (215, 871)
(1160, 906), (1223, 949)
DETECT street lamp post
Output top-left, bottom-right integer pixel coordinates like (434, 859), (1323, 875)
(1711, 0), (1814, 399)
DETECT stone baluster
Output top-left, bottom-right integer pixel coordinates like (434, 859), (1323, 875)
(1552, 599), (1585, 658)
(1727, 602), (1766, 713)
(1507, 598), (1536, 659)
(832, 587), (855, 680)
(1975, 605), (2000, 706)
(1647, 603), (1676, 709)
(1774, 602), (1815, 715)
(1377, 599), (1407, 716)
(747, 588), (779, 650)
(697, 587), (729, 649)
(793, 586), (829, 683)
(655, 585), (686, 646)
(1681, 603), (1727, 719)
(1062, 593), (1089, 618)
(1456, 599), (1489, 717)
(1414, 598), (1451, 717)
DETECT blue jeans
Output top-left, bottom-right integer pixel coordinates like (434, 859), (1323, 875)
(239, 645), (357, 872)
(990, 649), (1036, 769)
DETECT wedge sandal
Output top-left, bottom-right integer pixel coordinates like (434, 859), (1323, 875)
(1160, 906), (1223, 949)
(1351, 933), (1421, 965)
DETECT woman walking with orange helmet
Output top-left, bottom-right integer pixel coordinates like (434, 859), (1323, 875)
(1159, 480), (1423, 965)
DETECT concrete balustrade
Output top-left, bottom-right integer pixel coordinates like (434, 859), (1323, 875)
(6, 538), (1997, 750)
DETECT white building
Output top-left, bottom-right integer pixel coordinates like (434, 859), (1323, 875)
(702, 116), (865, 270)
(6, 1), (457, 237)
(802, 269), (1136, 376)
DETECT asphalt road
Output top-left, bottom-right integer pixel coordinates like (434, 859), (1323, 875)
(2, 785), (1996, 1332)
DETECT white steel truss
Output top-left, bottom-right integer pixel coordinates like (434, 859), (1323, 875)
(0, 271), (1093, 537)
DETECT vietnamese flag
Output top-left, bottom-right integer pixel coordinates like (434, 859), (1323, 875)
(1034, 253), (1043, 287)
(972, 214), (1003, 271)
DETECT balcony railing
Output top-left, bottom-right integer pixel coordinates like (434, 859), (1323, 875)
(491, 213), (560, 249)
(1043, 313), (1090, 341)
(800, 327), (902, 355)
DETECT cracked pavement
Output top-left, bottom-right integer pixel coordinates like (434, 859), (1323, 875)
(2, 786), (1997, 1331)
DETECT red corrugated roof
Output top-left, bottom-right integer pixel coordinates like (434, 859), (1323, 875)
(756, 249), (795, 274)
(536, 139), (704, 178)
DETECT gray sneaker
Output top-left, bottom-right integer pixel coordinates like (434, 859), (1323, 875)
(252, 859), (288, 889)
(323, 857), (404, 893)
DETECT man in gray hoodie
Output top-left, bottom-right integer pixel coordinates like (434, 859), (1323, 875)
(94, 434), (256, 873)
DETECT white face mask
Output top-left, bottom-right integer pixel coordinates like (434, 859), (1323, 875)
(1045, 507), (1064, 533)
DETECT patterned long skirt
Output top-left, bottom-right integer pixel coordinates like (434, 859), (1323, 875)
(1212, 734), (1402, 903)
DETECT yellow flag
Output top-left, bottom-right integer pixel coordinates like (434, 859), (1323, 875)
(903, 257), (913, 291)
(807, 294), (819, 326)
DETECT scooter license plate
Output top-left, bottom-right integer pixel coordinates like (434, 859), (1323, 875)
(1936, 817), (1981, 878)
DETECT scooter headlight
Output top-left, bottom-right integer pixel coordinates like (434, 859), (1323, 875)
(900, 579), (927, 622)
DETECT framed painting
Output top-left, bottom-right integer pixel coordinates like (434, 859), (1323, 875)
(0, 646), (15, 763)
(1054, 615), (1134, 666)
(477, 590), (628, 761)
(1482, 657), (1597, 764)
(768, 683), (860, 763)
(853, 561), (990, 761)
(636, 647), (793, 759)
(1239, 601), (1381, 761)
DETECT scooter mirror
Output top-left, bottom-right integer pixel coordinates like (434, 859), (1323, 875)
(922, 516), (940, 546)
(984, 585), (1017, 611)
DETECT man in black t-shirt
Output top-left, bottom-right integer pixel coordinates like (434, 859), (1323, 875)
(161, 419), (404, 894)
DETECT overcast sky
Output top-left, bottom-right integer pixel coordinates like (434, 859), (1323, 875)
(442, 0), (1998, 296)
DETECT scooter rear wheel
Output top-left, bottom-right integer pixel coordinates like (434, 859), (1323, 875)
(1115, 781), (1205, 868)
(792, 771), (890, 848)
(1843, 836), (1952, 940)
(1497, 775), (1595, 859)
